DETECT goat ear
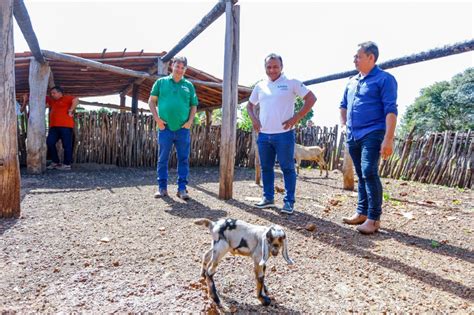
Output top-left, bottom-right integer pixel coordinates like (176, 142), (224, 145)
(282, 237), (294, 265)
(259, 231), (270, 266)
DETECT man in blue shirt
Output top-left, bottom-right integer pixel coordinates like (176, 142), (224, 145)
(340, 42), (398, 234)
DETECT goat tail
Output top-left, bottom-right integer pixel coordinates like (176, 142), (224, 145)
(194, 218), (214, 228)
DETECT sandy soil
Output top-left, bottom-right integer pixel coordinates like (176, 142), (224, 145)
(1, 165), (473, 313)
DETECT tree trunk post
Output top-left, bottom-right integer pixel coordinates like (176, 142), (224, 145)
(0, 0), (21, 218)
(218, 1), (239, 200)
(342, 141), (354, 190)
(27, 59), (50, 174)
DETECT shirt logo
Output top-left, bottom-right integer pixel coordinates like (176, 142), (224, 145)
(181, 86), (190, 93)
(277, 85), (288, 90)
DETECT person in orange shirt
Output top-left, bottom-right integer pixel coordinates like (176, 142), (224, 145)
(46, 86), (79, 170)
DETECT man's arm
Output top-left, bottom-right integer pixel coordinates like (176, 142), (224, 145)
(246, 101), (262, 133)
(282, 91), (316, 130)
(340, 108), (347, 132)
(380, 113), (397, 160)
(182, 106), (197, 129)
(148, 95), (166, 130)
(68, 97), (79, 117)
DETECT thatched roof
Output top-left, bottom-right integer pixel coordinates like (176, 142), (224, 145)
(14, 51), (251, 110)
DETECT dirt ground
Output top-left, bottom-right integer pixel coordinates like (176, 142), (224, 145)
(1, 165), (473, 313)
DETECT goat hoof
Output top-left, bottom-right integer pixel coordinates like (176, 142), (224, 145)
(260, 296), (271, 306)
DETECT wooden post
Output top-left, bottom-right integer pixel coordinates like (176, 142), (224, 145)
(205, 110), (212, 138)
(119, 94), (126, 113)
(48, 71), (55, 88)
(131, 84), (138, 114)
(218, 1), (239, 200)
(342, 140), (354, 190)
(0, 0), (21, 218)
(27, 59), (50, 174)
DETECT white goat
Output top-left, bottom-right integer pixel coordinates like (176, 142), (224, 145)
(294, 144), (329, 177)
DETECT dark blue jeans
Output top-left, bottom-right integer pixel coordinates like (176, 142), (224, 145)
(347, 130), (385, 221)
(157, 127), (191, 191)
(46, 127), (73, 165)
(257, 130), (296, 205)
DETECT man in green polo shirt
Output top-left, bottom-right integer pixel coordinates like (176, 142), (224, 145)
(148, 56), (198, 200)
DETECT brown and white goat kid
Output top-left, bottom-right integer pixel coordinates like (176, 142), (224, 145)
(294, 143), (329, 177)
(195, 218), (294, 306)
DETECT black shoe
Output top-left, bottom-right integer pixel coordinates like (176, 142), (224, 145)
(254, 198), (275, 209)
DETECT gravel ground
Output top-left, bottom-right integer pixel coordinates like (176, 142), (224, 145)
(1, 165), (473, 313)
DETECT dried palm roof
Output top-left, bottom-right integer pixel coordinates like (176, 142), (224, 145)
(14, 51), (251, 110)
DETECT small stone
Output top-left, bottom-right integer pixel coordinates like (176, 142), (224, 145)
(305, 223), (317, 232)
(112, 261), (120, 267)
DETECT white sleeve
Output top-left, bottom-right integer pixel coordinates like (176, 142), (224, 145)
(293, 79), (310, 98)
(249, 85), (260, 105)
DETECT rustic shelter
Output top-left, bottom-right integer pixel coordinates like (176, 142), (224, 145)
(2, 0), (244, 218)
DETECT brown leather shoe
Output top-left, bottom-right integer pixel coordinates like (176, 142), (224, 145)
(342, 213), (367, 225)
(356, 219), (380, 234)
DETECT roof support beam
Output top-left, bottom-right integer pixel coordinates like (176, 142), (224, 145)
(303, 39), (474, 86)
(79, 100), (150, 113)
(161, 0), (231, 62)
(41, 50), (251, 91)
(13, 0), (45, 64)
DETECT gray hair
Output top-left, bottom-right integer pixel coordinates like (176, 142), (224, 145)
(264, 53), (283, 67)
(358, 41), (379, 62)
(172, 56), (188, 67)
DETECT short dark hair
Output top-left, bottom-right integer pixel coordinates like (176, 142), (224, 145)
(264, 53), (283, 67)
(172, 56), (188, 67)
(50, 86), (64, 94)
(358, 41), (379, 62)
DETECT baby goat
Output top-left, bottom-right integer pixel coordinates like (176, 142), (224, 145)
(294, 143), (329, 177)
(195, 218), (294, 306)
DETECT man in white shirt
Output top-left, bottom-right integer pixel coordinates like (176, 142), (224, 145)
(247, 53), (316, 214)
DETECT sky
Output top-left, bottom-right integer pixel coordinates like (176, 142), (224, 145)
(13, 0), (474, 128)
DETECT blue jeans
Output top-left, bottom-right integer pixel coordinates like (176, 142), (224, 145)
(257, 130), (296, 205)
(347, 130), (385, 221)
(47, 127), (73, 165)
(157, 127), (191, 191)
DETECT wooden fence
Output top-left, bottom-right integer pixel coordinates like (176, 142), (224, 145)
(17, 112), (339, 169)
(379, 130), (472, 188)
(17, 112), (472, 188)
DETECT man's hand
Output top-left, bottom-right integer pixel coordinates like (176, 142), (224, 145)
(182, 121), (192, 129)
(251, 118), (262, 133)
(67, 109), (74, 117)
(340, 124), (347, 134)
(282, 116), (299, 130)
(156, 117), (167, 130)
(380, 137), (394, 160)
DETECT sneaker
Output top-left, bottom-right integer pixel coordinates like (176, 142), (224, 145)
(177, 190), (190, 201)
(56, 164), (71, 171)
(46, 162), (61, 170)
(154, 189), (168, 198)
(281, 202), (294, 214)
(254, 198), (275, 209)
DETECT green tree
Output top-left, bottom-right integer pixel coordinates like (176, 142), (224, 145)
(399, 68), (474, 136)
(294, 96), (313, 127)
